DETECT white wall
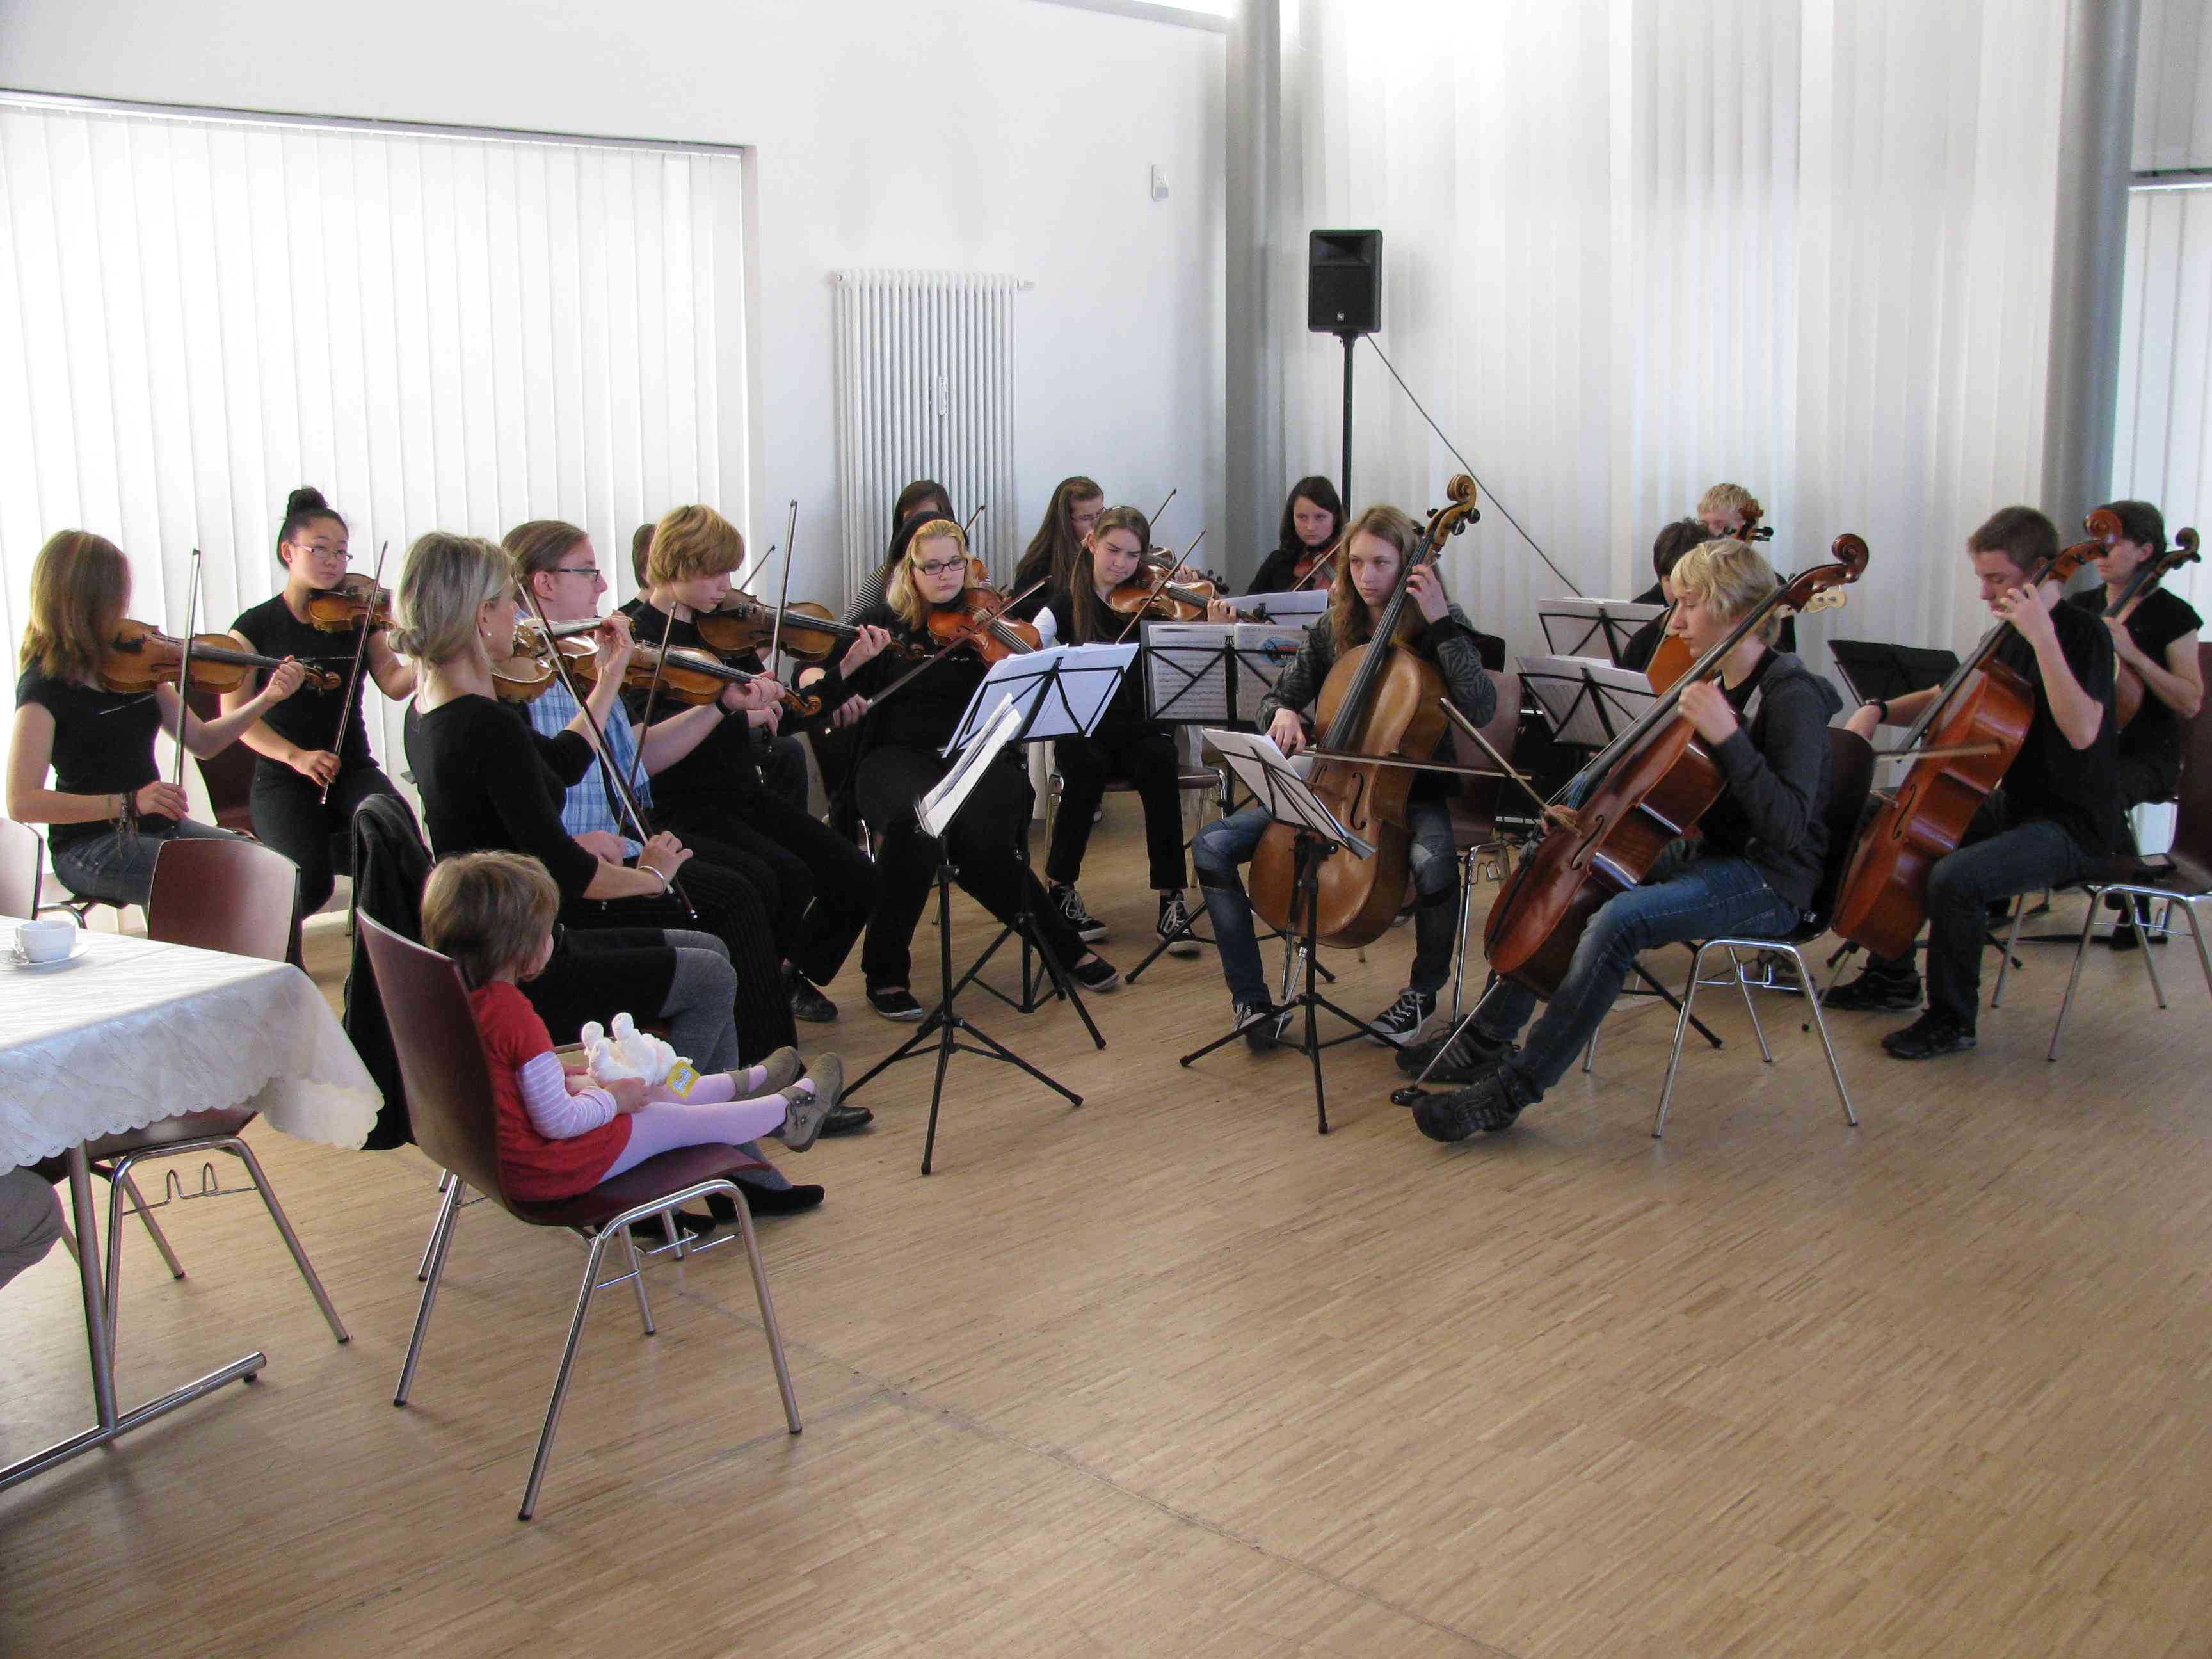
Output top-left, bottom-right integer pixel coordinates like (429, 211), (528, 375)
(0, 0), (1226, 602)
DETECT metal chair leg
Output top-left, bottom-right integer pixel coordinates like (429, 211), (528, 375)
(395, 1178), (464, 1407)
(2046, 893), (2100, 1061)
(2133, 894), (2170, 1010)
(1652, 943), (1712, 1138)
(1991, 891), (2028, 1007)
(2182, 895), (2212, 1000)
(520, 1230), (615, 1521)
(1448, 849), (1478, 1023)
(218, 1137), (349, 1344)
(1786, 945), (1857, 1126)
(619, 1224), (655, 1336)
(725, 1181), (803, 1438)
(1729, 947), (1774, 1062)
(118, 1171), (187, 1280)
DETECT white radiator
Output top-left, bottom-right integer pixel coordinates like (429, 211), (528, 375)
(833, 269), (1022, 598)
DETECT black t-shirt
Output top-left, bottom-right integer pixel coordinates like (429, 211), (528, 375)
(403, 694), (599, 900)
(12, 667), (168, 847)
(230, 593), (374, 769)
(1992, 600), (2126, 855)
(2065, 584), (2200, 763)
(844, 601), (991, 754)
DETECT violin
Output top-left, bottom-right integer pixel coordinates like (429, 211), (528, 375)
(928, 581), (1042, 663)
(2106, 527), (2200, 729)
(569, 633), (823, 718)
(1830, 513), (2115, 961)
(1485, 533), (1869, 996)
(303, 573), (395, 634)
(694, 596), (867, 664)
(488, 624), (590, 701)
(103, 620), (341, 696)
(1247, 476), (1483, 949)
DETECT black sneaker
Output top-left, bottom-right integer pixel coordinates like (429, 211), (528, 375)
(1413, 1065), (1531, 1142)
(786, 966), (838, 1023)
(867, 985), (926, 1022)
(1070, 953), (1122, 992)
(1157, 891), (1202, 958)
(1880, 1012), (1977, 1061)
(1236, 1000), (1282, 1054)
(1052, 883), (1107, 942)
(1821, 965), (1923, 1012)
(1368, 987), (1437, 1046)
(1395, 1023), (1516, 1084)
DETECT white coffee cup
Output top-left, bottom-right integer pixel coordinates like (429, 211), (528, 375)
(16, 917), (77, 963)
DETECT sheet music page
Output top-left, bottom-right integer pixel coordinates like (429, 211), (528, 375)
(1201, 728), (1375, 858)
(1145, 622), (1235, 722)
(1231, 621), (1310, 717)
(920, 694), (1025, 837)
(1241, 589), (1329, 622)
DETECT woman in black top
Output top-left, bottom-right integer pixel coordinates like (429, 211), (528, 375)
(838, 517), (1123, 1020)
(394, 530), (801, 1067)
(1008, 476), (1105, 620)
(8, 530), (306, 906)
(1246, 476), (1344, 597)
(224, 488), (415, 922)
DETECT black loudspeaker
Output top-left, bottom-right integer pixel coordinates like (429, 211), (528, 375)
(1308, 229), (1382, 336)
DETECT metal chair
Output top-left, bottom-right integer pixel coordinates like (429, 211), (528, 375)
(34, 836), (349, 1357)
(1653, 727), (1877, 1139)
(360, 916), (802, 1521)
(1444, 669), (1525, 1020)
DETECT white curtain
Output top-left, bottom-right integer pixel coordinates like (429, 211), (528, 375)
(1263, 0), (2070, 673)
(0, 97), (747, 804)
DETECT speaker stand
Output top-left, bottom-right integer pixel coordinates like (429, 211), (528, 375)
(1336, 329), (1358, 513)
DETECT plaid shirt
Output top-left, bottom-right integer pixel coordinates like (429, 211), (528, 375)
(523, 680), (655, 858)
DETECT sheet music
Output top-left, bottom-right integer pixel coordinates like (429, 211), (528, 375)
(1537, 598), (1667, 662)
(1516, 653), (1659, 749)
(941, 643), (1138, 753)
(1240, 589), (1329, 623)
(1144, 621), (1308, 725)
(1201, 728), (1375, 858)
(920, 694), (1025, 838)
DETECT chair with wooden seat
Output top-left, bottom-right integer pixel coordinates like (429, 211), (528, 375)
(33, 835), (349, 1356)
(360, 915), (802, 1521)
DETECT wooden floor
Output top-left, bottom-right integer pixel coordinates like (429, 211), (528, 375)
(7, 808), (2212, 1657)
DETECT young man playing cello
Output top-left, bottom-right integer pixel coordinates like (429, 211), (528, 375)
(1823, 506), (2125, 1057)
(1414, 536), (1839, 1139)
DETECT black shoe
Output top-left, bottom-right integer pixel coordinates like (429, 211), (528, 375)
(1395, 1023), (1516, 1084)
(1413, 1065), (1530, 1142)
(1880, 1013), (1977, 1061)
(1236, 1000), (1281, 1054)
(1052, 883), (1107, 942)
(710, 1184), (825, 1220)
(787, 966), (838, 1023)
(1368, 987), (1438, 1047)
(867, 986), (926, 1022)
(1157, 891), (1202, 958)
(1822, 966), (1923, 1012)
(819, 1102), (874, 1137)
(1070, 953), (1122, 993)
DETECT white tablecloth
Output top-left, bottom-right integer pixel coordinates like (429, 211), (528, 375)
(0, 921), (381, 1167)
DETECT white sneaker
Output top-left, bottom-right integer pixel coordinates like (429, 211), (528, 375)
(1157, 891), (1201, 958)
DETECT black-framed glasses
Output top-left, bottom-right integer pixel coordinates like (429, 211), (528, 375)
(555, 566), (601, 579)
(915, 558), (967, 577)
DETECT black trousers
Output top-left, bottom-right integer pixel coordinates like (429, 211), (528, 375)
(524, 926), (678, 1046)
(759, 732), (810, 812)
(1047, 725), (1188, 893)
(556, 856), (796, 1060)
(250, 760), (401, 918)
(854, 743), (1085, 990)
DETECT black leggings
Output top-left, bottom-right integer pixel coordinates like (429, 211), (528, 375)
(657, 789), (879, 987)
(1048, 725), (1188, 893)
(250, 760), (402, 918)
(854, 744), (1085, 990)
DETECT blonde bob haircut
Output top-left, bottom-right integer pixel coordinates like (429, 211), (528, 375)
(20, 530), (131, 684)
(391, 531), (513, 666)
(1326, 504), (1431, 656)
(1695, 481), (1760, 527)
(1671, 538), (1782, 643)
(421, 850), (561, 990)
(646, 504), (745, 587)
(883, 517), (969, 629)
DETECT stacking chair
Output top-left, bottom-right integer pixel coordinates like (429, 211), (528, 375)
(1651, 727), (1877, 1138)
(361, 917), (801, 1521)
(1, 817), (45, 918)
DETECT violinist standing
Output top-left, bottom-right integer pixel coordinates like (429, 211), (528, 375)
(9, 531), (307, 907)
(621, 506), (889, 1023)
(1034, 506), (1210, 954)
(223, 487), (415, 924)
(1825, 507), (2126, 1057)
(1246, 476), (1344, 596)
(1192, 504), (1496, 1050)
(835, 517), (1123, 1021)
(2067, 498), (2202, 950)
(1415, 538), (1838, 1139)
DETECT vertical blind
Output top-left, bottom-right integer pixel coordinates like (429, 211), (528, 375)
(0, 97), (748, 803)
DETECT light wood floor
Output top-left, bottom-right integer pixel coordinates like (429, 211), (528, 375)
(6, 809), (2212, 1657)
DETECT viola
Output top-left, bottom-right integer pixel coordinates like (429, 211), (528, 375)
(928, 582), (1042, 664)
(1485, 533), (1869, 996)
(102, 620), (341, 696)
(488, 625), (590, 702)
(1247, 475), (1484, 949)
(303, 574), (395, 634)
(2107, 527), (2200, 729)
(1830, 511), (2116, 961)
(694, 595), (865, 663)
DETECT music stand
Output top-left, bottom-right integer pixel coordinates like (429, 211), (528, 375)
(1517, 654), (1660, 749)
(1826, 639), (1960, 710)
(941, 644), (1132, 1027)
(1537, 600), (1668, 666)
(1142, 620), (1308, 729)
(1178, 729), (1390, 1135)
(842, 694), (1082, 1174)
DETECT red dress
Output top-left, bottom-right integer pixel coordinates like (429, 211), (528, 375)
(469, 982), (632, 1201)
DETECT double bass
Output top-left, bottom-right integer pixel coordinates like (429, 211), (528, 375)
(1485, 534), (1870, 996)
(1247, 476), (1482, 948)
(1829, 510), (2119, 961)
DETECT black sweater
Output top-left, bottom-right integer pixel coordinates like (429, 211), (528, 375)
(404, 694), (599, 898)
(1690, 651), (1841, 915)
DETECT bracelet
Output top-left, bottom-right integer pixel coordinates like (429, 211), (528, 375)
(1871, 699), (1891, 725)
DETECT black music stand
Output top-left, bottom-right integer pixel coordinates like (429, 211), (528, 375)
(1177, 730), (1391, 1135)
(1827, 639), (1960, 707)
(1537, 599), (1669, 667)
(842, 696), (1084, 1174)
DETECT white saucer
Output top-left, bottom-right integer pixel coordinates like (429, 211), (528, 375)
(9, 937), (92, 972)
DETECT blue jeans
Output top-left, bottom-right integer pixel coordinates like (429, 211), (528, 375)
(1922, 820), (2088, 1029)
(1192, 795), (1459, 1007)
(1477, 849), (1796, 1100)
(48, 818), (239, 908)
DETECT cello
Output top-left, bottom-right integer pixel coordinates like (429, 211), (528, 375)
(1485, 533), (1869, 996)
(1247, 476), (1482, 948)
(1829, 510), (2119, 961)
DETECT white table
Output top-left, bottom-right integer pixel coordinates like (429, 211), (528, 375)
(0, 920), (380, 1491)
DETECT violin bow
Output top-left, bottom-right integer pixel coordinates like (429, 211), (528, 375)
(621, 595), (677, 811)
(1288, 527), (1348, 593)
(1439, 701), (1577, 829)
(865, 575), (1051, 717)
(1147, 487), (1177, 536)
(765, 500), (800, 668)
(169, 548), (205, 790)
(321, 540), (389, 806)
(1113, 529), (1208, 645)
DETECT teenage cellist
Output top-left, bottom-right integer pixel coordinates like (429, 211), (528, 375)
(1823, 506), (2125, 1056)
